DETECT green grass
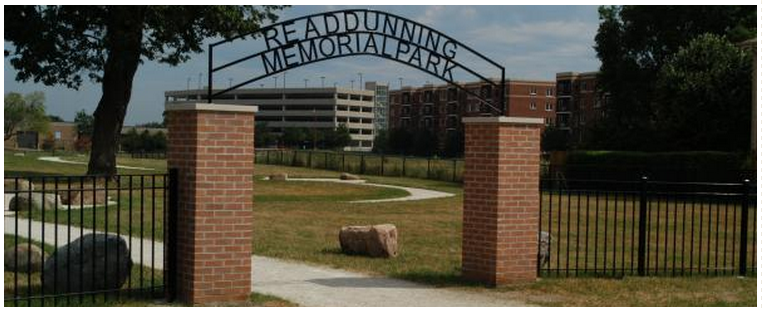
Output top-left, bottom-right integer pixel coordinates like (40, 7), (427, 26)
(494, 276), (758, 307)
(5, 153), (756, 306)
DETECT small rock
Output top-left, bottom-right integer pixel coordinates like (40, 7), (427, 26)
(269, 173), (288, 181)
(43, 233), (132, 294)
(339, 224), (398, 258)
(5, 243), (46, 273)
(62, 188), (108, 206)
(340, 173), (361, 180)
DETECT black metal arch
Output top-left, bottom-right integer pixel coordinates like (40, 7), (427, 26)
(208, 8), (506, 114)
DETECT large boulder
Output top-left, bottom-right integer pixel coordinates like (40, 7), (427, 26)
(8, 192), (62, 211)
(340, 173), (361, 180)
(4, 243), (46, 273)
(42, 233), (132, 294)
(339, 224), (399, 258)
(61, 188), (108, 206)
(4, 179), (34, 192)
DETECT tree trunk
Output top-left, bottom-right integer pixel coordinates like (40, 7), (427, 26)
(87, 7), (145, 176)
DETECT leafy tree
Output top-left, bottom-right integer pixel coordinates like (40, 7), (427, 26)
(282, 128), (307, 148)
(254, 122), (276, 148)
(4, 91), (49, 141)
(47, 115), (64, 122)
(654, 34), (752, 151)
(372, 129), (389, 154)
(411, 129), (438, 157)
(328, 123), (352, 150)
(74, 109), (94, 138)
(590, 5), (756, 150)
(136, 121), (164, 128)
(541, 126), (570, 152)
(388, 127), (413, 155)
(5, 5), (285, 175)
(442, 128), (464, 158)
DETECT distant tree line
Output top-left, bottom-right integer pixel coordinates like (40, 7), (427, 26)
(255, 122), (353, 150)
(372, 127), (464, 158)
(120, 128), (167, 153)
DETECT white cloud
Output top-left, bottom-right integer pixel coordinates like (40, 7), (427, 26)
(466, 20), (598, 46)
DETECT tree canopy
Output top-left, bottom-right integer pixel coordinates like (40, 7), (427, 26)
(4, 5), (286, 175)
(588, 5), (756, 151)
(4, 91), (49, 141)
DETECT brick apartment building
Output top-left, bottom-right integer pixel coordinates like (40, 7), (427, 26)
(555, 71), (609, 145)
(388, 79), (557, 148)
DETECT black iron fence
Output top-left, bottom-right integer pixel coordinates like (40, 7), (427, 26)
(255, 149), (464, 182)
(127, 152), (166, 159)
(538, 177), (756, 277)
(4, 172), (175, 306)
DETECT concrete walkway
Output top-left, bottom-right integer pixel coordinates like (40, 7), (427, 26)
(37, 156), (155, 171)
(284, 178), (455, 203)
(5, 216), (527, 307)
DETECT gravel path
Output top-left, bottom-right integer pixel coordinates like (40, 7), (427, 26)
(285, 178), (455, 203)
(5, 216), (528, 307)
(37, 156), (155, 171)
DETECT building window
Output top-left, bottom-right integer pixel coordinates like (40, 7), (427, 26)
(530, 100), (537, 110)
(545, 117), (552, 126)
(545, 101), (553, 111)
(529, 86), (537, 95)
(546, 88), (553, 97)
(423, 117), (433, 127)
(423, 105), (433, 115)
(447, 88), (457, 101)
(402, 93), (410, 104)
(402, 106), (410, 115)
(581, 81), (587, 91)
(54, 131), (62, 140)
(424, 91), (432, 103)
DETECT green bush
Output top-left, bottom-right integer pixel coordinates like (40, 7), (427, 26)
(562, 150), (751, 182)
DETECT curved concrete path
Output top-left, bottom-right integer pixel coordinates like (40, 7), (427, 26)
(37, 156), (155, 171)
(284, 178), (455, 203)
(6, 216), (528, 307)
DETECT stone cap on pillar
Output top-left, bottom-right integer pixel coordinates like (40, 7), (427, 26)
(165, 102), (258, 113)
(462, 116), (544, 125)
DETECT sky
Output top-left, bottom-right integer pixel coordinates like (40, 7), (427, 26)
(3, 5), (602, 125)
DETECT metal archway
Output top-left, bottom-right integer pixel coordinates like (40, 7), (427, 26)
(208, 8), (505, 115)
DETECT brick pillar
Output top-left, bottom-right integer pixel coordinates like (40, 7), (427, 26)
(166, 103), (257, 304)
(461, 116), (543, 286)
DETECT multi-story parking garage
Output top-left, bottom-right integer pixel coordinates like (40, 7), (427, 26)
(165, 87), (376, 151)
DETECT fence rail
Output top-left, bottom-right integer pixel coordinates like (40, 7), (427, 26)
(4, 173), (173, 306)
(255, 149), (465, 182)
(538, 177), (757, 277)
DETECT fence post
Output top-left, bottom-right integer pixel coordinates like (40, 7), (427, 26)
(402, 156), (407, 177)
(280, 150), (284, 164)
(360, 154), (366, 174)
(165, 168), (179, 302)
(266, 150), (270, 164)
(739, 179), (750, 275)
(342, 153), (346, 171)
(427, 158), (431, 179)
(381, 154), (385, 176)
(637, 176), (649, 276)
(308, 151), (312, 168)
(452, 159), (457, 182)
(292, 150), (297, 166)
(325, 152), (328, 169)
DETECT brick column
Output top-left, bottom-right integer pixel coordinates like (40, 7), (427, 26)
(166, 103), (257, 305)
(461, 116), (543, 286)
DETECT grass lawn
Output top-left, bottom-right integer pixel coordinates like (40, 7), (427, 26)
(4, 151), (756, 306)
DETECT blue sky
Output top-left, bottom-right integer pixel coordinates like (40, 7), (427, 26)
(4, 5), (602, 125)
